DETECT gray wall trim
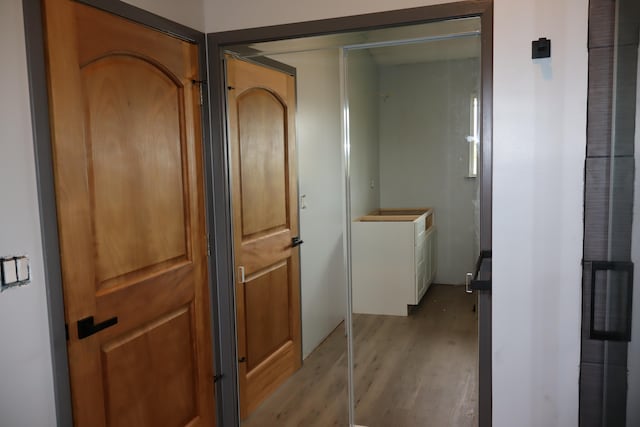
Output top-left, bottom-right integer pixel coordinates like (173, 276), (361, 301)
(21, 2), (216, 426)
(480, 3), (493, 252)
(22, 1), (73, 425)
(206, 34), (241, 427)
(243, 56), (297, 76)
(226, 46), (298, 76)
(198, 34), (227, 427)
(478, 4), (494, 426)
(207, 1), (493, 425)
(210, 0), (491, 45)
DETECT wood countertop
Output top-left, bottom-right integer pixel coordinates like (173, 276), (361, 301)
(355, 208), (433, 222)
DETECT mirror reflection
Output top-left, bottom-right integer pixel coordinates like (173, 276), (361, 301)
(225, 44), (351, 426)
(346, 21), (482, 427)
(225, 16), (482, 427)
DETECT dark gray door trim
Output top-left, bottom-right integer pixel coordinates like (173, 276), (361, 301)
(21, 2), (220, 426)
(207, 1), (493, 425)
(22, 2), (72, 425)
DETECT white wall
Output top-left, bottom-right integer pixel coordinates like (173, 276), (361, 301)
(205, 1), (588, 426)
(378, 59), (480, 284)
(0, 1), (56, 426)
(268, 50), (348, 358)
(122, 0), (205, 31)
(346, 50), (380, 219)
(206, 0), (458, 33)
(493, 0), (586, 425)
(348, 50), (380, 219)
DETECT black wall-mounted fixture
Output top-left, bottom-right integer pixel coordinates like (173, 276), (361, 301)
(532, 37), (551, 59)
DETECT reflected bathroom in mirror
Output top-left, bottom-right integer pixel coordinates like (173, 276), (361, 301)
(224, 15), (483, 427)
(346, 24), (482, 425)
(225, 39), (351, 427)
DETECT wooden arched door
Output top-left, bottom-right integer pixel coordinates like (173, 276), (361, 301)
(226, 57), (302, 420)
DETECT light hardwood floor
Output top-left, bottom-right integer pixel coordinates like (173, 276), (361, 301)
(243, 284), (478, 427)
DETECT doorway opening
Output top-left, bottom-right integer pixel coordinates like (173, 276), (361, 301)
(218, 9), (492, 426)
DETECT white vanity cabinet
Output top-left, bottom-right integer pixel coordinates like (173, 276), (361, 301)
(352, 209), (436, 316)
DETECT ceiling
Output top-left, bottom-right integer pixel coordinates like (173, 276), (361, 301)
(367, 36), (480, 66)
(227, 17), (481, 66)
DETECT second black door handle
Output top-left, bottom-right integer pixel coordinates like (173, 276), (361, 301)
(292, 236), (304, 247)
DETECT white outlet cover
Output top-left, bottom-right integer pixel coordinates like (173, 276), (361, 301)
(16, 257), (29, 282)
(2, 259), (18, 285)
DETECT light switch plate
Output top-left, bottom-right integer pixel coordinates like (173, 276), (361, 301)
(2, 258), (18, 285)
(16, 256), (29, 282)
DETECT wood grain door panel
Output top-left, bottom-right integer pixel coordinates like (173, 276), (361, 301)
(42, 1), (215, 426)
(82, 54), (190, 289)
(227, 57), (301, 420)
(101, 306), (197, 427)
(239, 230), (293, 273)
(244, 262), (292, 371)
(238, 89), (289, 237)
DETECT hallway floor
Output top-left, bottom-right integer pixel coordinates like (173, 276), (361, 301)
(243, 284), (478, 427)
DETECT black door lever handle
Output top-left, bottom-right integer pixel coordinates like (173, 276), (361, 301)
(77, 315), (118, 339)
(292, 236), (304, 247)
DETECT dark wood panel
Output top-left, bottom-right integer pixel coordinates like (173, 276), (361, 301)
(612, 44), (639, 158)
(580, 362), (628, 427)
(584, 158), (612, 260)
(608, 156), (635, 261)
(589, 0), (616, 49)
(589, 0), (640, 49)
(581, 2), (638, 421)
(586, 46), (614, 158)
(617, 0), (640, 47)
(583, 157), (634, 261)
(587, 46), (638, 158)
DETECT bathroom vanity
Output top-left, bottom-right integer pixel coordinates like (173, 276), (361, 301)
(352, 208), (436, 316)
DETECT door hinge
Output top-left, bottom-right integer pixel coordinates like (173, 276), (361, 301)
(192, 79), (206, 105)
(206, 233), (211, 257)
